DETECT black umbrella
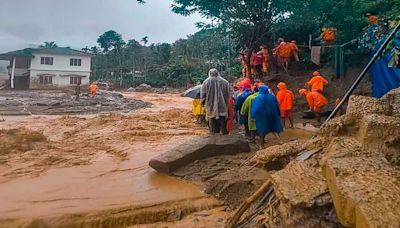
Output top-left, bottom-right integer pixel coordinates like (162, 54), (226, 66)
(183, 85), (202, 99)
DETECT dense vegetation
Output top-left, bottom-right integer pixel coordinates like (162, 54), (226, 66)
(86, 0), (400, 88)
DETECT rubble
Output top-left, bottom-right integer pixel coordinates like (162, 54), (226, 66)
(0, 90), (151, 115)
(135, 83), (152, 92)
(250, 88), (400, 227)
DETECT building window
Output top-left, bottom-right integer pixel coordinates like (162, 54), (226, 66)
(39, 75), (53, 85)
(40, 57), (53, 65)
(70, 76), (82, 85)
(70, 58), (82, 66)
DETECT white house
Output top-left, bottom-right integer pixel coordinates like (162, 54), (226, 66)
(0, 47), (93, 89)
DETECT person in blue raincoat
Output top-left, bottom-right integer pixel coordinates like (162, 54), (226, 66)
(234, 87), (252, 138)
(251, 85), (283, 148)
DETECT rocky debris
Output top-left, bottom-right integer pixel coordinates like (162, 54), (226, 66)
(149, 135), (250, 173)
(346, 94), (390, 118)
(204, 167), (269, 208)
(0, 90), (151, 115)
(135, 83), (152, 92)
(126, 87), (135, 92)
(253, 138), (321, 167)
(271, 160), (330, 208)
(382, 87), (400, 117)
(252, 91), (400, 227)
(325, 155), (400, 227)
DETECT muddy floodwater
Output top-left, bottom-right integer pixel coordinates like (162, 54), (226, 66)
(0, 92), (216, 227)
(0, 142), (203, 218)
(0, 91), (315, 227)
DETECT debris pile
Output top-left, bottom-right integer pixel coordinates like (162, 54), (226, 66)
(0, 90), (151, 115)
(134, 83), (152, 92)
(237, 88), (400, 227)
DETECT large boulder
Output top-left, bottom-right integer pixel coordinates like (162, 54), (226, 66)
(149, 135), (250, 173)
(135, 83), (152, 92)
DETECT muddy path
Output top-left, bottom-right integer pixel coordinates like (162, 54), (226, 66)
(0, 92), (228, 227)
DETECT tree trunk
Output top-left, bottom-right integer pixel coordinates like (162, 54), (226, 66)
(246, 51), (252, 80)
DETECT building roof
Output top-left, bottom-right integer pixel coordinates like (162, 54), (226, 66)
(0, 47), (93, 60)
(0, 48), (35, 60)
(34, 47), (94, 56)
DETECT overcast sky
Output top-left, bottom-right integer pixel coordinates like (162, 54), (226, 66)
(0, 0), (207, 53)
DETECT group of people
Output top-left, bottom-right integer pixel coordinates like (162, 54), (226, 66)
(239, 38), (300, 79)
(192, 68), (330, 148)
(74, 82), (98, 101)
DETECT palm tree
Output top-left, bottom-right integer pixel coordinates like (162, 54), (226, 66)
(141, 36), (149, 46)
(40, 41), (58, 48)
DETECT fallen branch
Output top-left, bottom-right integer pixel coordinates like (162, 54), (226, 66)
(225, 180), (272, 228)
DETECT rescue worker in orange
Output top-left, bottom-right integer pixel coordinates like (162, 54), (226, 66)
(239, 50), (249, 78)
(287, 40), (299, 62)
(226, 96), (235, 133)
(89, 82), (97, 98)
(275, 39), (292, 71)
(299, 89), (328, 123)
(260, 45), (270, 75)
(320, 27), (337, 45)
(276, 82), (294, 128)
(306, 71), (329, 93)
(366, 13), (379, 25)
(252, 50), (264, 79)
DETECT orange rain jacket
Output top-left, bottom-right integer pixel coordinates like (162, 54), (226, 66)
(287, 42), (299, 61)
(307, 75), (329, 92)
(300, 90), (328, 112)
(276, 82), (294, 111)
(322, 29), (336, 42)
(89, 84), (97, 94)
(276, 42), (292, 58)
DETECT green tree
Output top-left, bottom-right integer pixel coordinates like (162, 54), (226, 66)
(39, 41), (58, 48)
(171, 0), (302, 78)
(97, 30), (125, 52)
(81, 46), (91, 53)
(90, 46), (100, 54)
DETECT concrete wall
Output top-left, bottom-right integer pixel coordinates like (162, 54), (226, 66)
(30, 53), (91, 72)
(30, 70), (90, 88)
(29, 53), (91, 88)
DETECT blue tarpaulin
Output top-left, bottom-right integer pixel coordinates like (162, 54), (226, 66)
(361, 23), (400, 98)
(370, 51), (400, 98)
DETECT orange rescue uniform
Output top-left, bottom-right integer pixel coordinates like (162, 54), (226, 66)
(276, 42), (292, 59)
(322, 29), (336, 42)
(307, 75), (329, 92)
(89, 84), (97, 95)
(287, 42), (299, 62)
(261, 47), (270, 73)
(276, 82), (294, 118)
(226, 97), (235, 133)
(302, 90), (328, 112)
(276, 83), (294, 111)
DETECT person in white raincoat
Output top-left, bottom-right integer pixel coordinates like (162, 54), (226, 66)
(201, 68), (230, 134)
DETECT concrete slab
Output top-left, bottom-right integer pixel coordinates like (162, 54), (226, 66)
(325, 156), (400, 227)
(149, 135), (250, 173)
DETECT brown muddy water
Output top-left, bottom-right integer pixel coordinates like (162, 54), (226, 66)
(0, 92), (315, 227)
(0, 92), (219, 227)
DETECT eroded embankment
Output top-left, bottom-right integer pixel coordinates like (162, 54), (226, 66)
(249, 88), (400, 227)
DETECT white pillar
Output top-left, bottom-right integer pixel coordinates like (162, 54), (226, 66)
(11, 56), (16, 89)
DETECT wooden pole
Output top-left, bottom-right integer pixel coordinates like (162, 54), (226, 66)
(225, 180), (272, 228)
(11, 56), (16, 89)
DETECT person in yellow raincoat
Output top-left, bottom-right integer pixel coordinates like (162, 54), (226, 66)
(192, 98), (205, 124)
